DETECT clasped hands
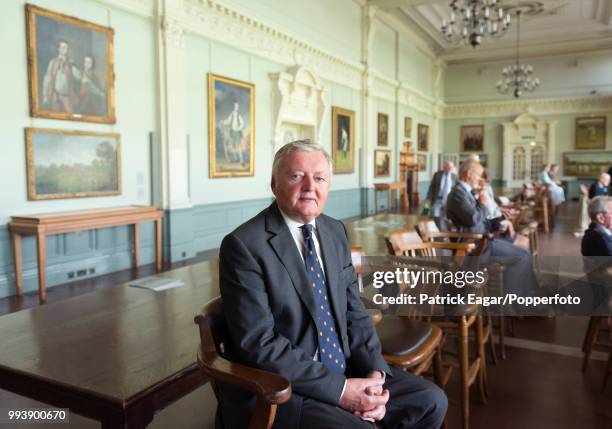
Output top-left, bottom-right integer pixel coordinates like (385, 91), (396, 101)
(339, 371), (389, 422)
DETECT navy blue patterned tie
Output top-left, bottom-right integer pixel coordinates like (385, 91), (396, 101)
(300, 224), (346, 374)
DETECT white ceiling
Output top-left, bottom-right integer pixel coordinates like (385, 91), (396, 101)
(370, 0), (612, 64)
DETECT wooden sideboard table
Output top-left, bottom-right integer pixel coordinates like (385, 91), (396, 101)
(374, 182), (407, 213)
(9, 205), (163, 303)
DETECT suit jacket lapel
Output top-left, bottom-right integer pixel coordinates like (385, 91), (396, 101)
(266, 203), (318, 324)
(316, 217), (346, 339)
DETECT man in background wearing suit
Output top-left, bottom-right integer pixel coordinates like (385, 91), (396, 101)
(446, 159), (539, 297)
(582, 196), (612, 256)
(218, 140), (447, 428)
(425, 161), (456, 217)
(588, 173), (610, 199)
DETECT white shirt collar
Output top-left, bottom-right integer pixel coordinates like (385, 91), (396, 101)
(458, 180), (473, 194)
(279, 209), (317, 231)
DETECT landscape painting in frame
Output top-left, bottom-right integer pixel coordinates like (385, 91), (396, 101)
(417, 124), (429, 151)
(461, 125), (484, 152)
(378, 113), (388, 146)
(374, 150), (391, 178)
(26, 4), (115, 123)
(26, 128), (121, 200)
(208, 73), (255, 177)
(563, 151), (612, 177)
(332, 106), (355, 174)
(575, 117), (606, 150)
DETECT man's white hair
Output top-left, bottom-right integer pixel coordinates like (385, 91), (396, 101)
(271, 140), (332, 182)
(588, 196), (612, 220)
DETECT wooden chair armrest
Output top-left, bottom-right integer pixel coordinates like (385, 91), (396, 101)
(426, 242), (476, 251)
(197, 348), (291, 404)
(424, 231), (483, 240)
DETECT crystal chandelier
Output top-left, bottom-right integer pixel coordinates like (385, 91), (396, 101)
(440, 0), (511, 48)
(496, 11), (540, 98)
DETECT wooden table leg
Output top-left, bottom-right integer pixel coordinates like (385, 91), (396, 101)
(155, 218), (162, 272)
(35, 232), (47, 303)
(10, 231), (23, 296)
(133, 223), (141, 268)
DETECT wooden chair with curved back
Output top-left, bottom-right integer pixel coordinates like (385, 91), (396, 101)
(194, 297), (292, 429)
(384, 228), (477, 257)
(351, 246), (444, 386)
(384, 228), (490, 429)
(416, 219), (508, 362)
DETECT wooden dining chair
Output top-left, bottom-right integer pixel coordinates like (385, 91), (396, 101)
(416, 219), (508, 362)
(385, 228), (477, 257)
(384, 229), (489, 429)
(195, 297), (291, 429)
(351, 247), (445, 387)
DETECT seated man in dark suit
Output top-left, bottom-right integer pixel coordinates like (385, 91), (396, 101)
(588, 173), (610, 199)
(446, 159), (539, 297)
(582, 196), (612, 256)
(218, 140), (447, 428)
(581, 196), (612, 312)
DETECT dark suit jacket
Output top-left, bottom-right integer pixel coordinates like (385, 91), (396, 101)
(582, 222), (612, 256)
(588, 182), (609, 199)
(426, 170), (457, 203)
(217, 202), (390, 428)
(446, 182), (490, 234)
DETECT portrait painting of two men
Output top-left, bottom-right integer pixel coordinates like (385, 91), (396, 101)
(26, 4), (115, 123)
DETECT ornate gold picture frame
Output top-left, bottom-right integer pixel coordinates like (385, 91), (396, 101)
(208, 73), (255, 178)
(26, 127), (121, 200)
(332, 106), (355, 174)
(26, 4), (115, 123)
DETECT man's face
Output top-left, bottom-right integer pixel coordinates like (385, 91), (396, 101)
(84, 57), (93, 71)
(444, 162), (454, 174)
(272, 150), (330, 224)
(601, 175), (611, 187)
(596, 202), (612, 229)
(464, 165), (483, 188)
(58, 42), (68, 56)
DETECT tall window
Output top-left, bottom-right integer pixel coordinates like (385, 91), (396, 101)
(530, 146), (544, 180)
(513, 147), (526, 181)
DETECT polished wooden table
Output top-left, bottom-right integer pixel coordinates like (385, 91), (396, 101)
(374, 182), (407, 213)
(346, 213), (433, 255)
(0, 260), (219, 429)
(9, 206), (163, 302)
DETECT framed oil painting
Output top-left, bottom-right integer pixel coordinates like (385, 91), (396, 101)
(461, 125), (484, 152)
(208, 73), (255, 178)
(576, 117), (606, 150)
(332, 106), (355, 174)
(374, 150), (391, 178)
(404, 117), (412, 138)
(26, 4), (115, 123)
(417, 153), (427, 172)
(563, 151), (612, 177)
(417, 124), (429, 151)
(26, 128), (121, 200)
(377, 113), (388, 146)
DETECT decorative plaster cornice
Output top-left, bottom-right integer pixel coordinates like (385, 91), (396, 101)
(442, 96), (612, 119)
(182, 0), (364, 90)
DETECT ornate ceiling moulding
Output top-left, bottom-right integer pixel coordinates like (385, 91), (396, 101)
(182, 0), (364, 90)
(442, 95), (612, 119)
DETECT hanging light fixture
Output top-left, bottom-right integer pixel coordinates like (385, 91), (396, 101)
(440, 0), (512, 48)
(496, 11), (540, 98)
